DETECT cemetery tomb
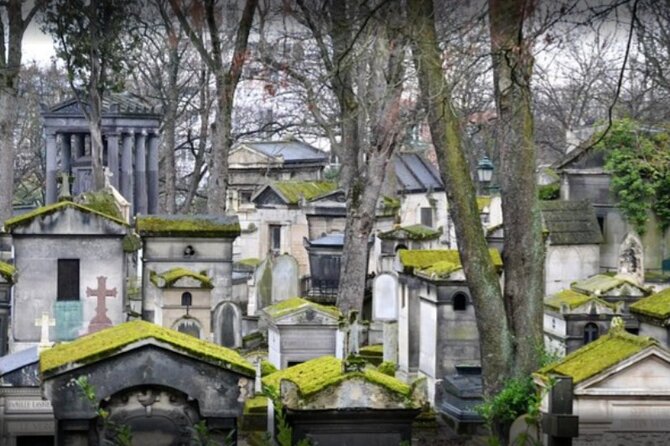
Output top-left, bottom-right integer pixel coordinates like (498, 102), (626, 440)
(271, 254), (300, 303)
(630, 287), (670, 346)
(41, 320), (255, 446)
(535, 319), (670, 445)
(262, 297), (341, 369)
(262, 355), (423, 446)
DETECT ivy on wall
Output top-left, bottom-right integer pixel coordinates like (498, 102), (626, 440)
(596, 119), (670, 235)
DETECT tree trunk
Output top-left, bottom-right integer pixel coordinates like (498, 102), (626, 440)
(489, 0), (545, 378)
(88, 82), (105, 191)
(409, 0), (514, 398)
(163, 39), (179, 214)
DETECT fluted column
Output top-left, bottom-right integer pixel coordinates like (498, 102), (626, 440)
(61, 133), (72, 175)
(134, 131), (148, 215)
(46, 131), (58, 204)
(107, 132), (120, 188)
(121, 132), (134, 204)
(147, 132), (159, 214)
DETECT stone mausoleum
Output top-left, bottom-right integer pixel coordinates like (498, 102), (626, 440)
(42, 93), (161, 215)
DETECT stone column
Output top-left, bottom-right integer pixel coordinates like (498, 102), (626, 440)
(107, 132), (120, 189)
(72, 133), (85, 158)
(383, 321), (398, 364)
(45, 131), (58, 205)
(60, 133), (72, 175)
(121, 132), (134, 204)
(147, 132), (159, 214)
(134, 131), (148, 215)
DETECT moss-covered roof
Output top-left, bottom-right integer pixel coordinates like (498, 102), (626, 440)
(4, 200), (127, 231)
(398, 249), (502, 277)
(539, 200), (603, 245)
(0, 261), (16, 283)
(244, 395), (269, 414)
(571, 274), (649, 295)
(237, 258), (261, 267)
(544, 289), (616, 311)
(150, 268), (213, 289)
(262, 355), (412, 398)
(535, 325), (657, 384)
(40, 320), (254, 376)
(630, 287), (670, 321)
(476, 196), (492, 211)
(136, 214), (240, 238)
(378, 224), (441, 241)
(263, 297), (341, 320)
(271, 181), (338, 204)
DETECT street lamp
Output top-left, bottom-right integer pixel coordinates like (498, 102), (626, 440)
(477, 155), (494, 194)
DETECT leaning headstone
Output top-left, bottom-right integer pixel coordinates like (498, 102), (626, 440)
(372, 272), (399, 321)
(255, 257), (273, 311)
(271, 254), (299, 303)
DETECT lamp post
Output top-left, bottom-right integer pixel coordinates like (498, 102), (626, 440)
(477, 155), (494, 194)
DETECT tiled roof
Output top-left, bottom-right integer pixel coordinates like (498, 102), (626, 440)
(540, 200), (603, 245)
(243, 140), (328, 164)
(393, 153), (443, 193)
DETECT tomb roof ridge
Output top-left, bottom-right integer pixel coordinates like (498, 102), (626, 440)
(535, 326), (657, 384)
(0, 261), (16, 283)
(398, 248), (502, 275)
(150, 267), (213, 289)
(135, 214), (240, 238)
(267, 180), (338, 205)
(378, 224), (442, 241)
(4, 200), (128, 231)
(629, 287), (670, 321)
(40, 320), (254, 376)
(262, 296), (341, 320)
(544, 288), (616, 311)
(262, 355), (414, 401)
(570, 273), (651, 295)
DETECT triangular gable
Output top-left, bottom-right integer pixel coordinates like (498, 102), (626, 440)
(228, 144), (279, 166)
(5, 201), (128, 236)
(150, 268), (213, 289)
(310, 189), (346, 203)
(252, 185), (290, 206)
(575, 347), (670, 395)
(571, 274), (650, 297)
(262, 297), (341, 324)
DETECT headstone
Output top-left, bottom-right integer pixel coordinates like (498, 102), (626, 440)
(509, 414), (540, 445)
(618, 231), (644, 285)
(373, 272), (399, 321)
(255, 257), (273, 311)
(271, 254), (299, 303)
(221, 303), (238, 348)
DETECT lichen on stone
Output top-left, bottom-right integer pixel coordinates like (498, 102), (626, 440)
(0, 261), (16, 283)
(150, 268), (213, 289)
(135, 214), (241, 238)
(263, 297), (341, 320)
(398, 248), (502, 277)
(571, 274), (650, 296)
(378, 224), (441, 241)
(4, 200), (127, 231)
(630, 287), (670, 321)
(40, 320), (254, 376)
(272, 181), (337, 204)
(544, 289), (615, 311)
(122, 232), (142, 252)
(476, 196), (492, 211)
(244, 395), (269, 414)
(77, 191), (123, 220)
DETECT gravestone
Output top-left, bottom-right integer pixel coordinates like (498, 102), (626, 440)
(255, 258), (273, 311)
(271, 254), (299, 303)
(221, 303), (239, 348)
(373, 273), (399, 363)
(618, 231), (644, 285)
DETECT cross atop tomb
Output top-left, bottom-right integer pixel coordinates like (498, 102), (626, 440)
(86, 276), (117, 333)
(35, 312), (56, 350)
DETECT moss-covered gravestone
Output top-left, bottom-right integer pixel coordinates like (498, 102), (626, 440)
(271, 254), (299, 303)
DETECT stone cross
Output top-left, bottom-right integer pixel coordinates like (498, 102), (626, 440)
(86, 276), (117, 333)
(34, 312), (55, 350)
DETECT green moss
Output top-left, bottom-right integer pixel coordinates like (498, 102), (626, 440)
(122, 233), (142, 253)
(535, 325), (656, 384)
(398, 248), (502, 277)
(0, 261), (16, 283)
(244, 395), (269, 414)
(630, 287), (670, 320)
(262, 356), (412, 399)
(4, 200), (127, 231)
(571, 274), (649, 295)
(40, 320), (254, 376)
(263, 297), (341, 320)
(544, 289), (613, 311)
(378, 224), (441, 241)
(359, 344), (383, 356)
(136, 215), (241, 238)
(238, 258), (261, 267)
(150, 268), (213, 289)
(538, 183), (560, 201)
(272, 181), (337, 204)
(78, 191), (123, 220)
(261, 359), (278, 377)
(377, 361), (398, 377)
(476, 196), (492, 211)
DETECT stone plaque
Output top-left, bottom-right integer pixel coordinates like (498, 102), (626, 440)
(5, 420), (54, 434)
(6, 398), (53, 414)
(271, 254), (299, 303)
(373, 272), (399, 321)
(54, 300), (83, 341)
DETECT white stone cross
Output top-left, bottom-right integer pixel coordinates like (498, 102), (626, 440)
(34, 312), (56, 349)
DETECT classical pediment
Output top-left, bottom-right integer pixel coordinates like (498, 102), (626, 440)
(229, 144), (278, 166)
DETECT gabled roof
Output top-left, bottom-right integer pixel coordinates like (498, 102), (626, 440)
(4, 200), (127, 232)
(540, 200), (603, 245)
(394, 153), (443, 193)
(378, 224), (441, 241)
(40, 320), (254, 376)
(630, 287), (670, 322)
(535, 323), (657, 384)
(262, 355), (413, 400)
(571, 274), (650, 296)
(0, 261), (16, 284)
(235, 140), (328, 164)
(0, 346), (38, 377)
(136, 214), (240, 238)
(45, 92), (160, 116)
(544, 288), (616, 312)
(262, 297), (341, 320)
(252, 181), (338, 205)
(398, 249), (503, 278)
(150, 268), (213, 289)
